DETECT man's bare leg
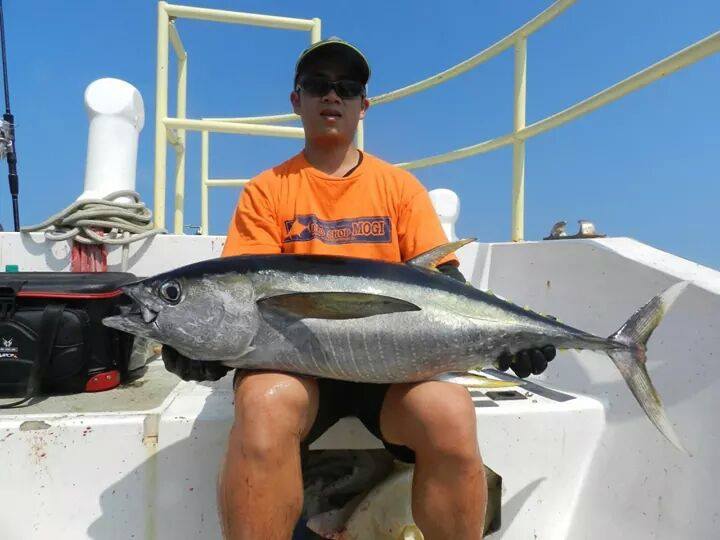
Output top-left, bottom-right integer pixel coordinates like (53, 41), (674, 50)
(218, 372), (319, 540)
(380, 381), (486, 539)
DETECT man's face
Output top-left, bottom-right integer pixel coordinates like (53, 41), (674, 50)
(291, 58), (370, 146)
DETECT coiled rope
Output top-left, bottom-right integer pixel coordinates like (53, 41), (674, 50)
(21, 190), (166, 245)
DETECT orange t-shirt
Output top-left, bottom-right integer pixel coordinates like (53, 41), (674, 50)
(222, 151), (457, 265)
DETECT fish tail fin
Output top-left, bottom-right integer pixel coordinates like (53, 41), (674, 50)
(607, 281), (689, 454)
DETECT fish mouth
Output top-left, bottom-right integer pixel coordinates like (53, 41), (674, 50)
(120, 302), (158, 324)
(102, 286), (159, 336)
(140, 304), (157, 323)
(103, 303), (158, 332)
(120, 284), (159, 324)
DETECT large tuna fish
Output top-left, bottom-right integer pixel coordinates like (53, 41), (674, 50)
(103, 240), (687, 451)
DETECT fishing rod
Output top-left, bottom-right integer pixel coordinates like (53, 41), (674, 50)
(0, 0), (19, 232)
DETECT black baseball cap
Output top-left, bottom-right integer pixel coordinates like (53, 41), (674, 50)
(294, 37), (370, 86)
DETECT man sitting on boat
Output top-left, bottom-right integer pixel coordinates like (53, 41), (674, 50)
(162, 38), (555, 540)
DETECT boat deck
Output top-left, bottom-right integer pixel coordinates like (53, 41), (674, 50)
(0, 359), (604, 539)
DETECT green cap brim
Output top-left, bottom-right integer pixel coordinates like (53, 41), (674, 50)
(295, 38), (370, 85)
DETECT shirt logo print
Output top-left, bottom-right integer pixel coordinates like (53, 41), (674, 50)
(283, 214), (392, 245)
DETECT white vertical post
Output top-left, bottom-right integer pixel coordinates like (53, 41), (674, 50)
(512, 37), (527, 242)
(173, 44), (188, 234)
(154, 2), (170, 229)
(356, 81), (366, 150)
(311, 18), (321, 44)
(81, 79), (145, 201)
(357, 29), (365, 151)
(201, 131), (209, 235)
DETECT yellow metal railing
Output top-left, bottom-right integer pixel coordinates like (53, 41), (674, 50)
(154, 1), (320, 233)
(154, 0), (720, 240)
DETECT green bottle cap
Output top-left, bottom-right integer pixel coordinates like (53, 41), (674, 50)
(5, 265), (18, 272)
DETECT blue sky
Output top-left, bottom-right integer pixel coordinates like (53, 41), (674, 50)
(4, 1), (720, 269)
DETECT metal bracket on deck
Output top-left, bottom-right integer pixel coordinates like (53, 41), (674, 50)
(142, 413), (159, 446)
(544, 219), (606, 240)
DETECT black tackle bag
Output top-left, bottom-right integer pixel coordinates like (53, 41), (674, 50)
(0, 272), (137, 407)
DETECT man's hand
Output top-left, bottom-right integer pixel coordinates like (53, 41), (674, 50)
(435, 263), (556, 378)
(162, 345), (231, 382)
(497, 345), (556, 378)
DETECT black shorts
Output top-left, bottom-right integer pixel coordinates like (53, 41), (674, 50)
(234, 372), (415, 463)
(307, 378), (416, 463)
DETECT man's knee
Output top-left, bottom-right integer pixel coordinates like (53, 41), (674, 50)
(382, 382), (479, 462)
(230, 372), (319, 461)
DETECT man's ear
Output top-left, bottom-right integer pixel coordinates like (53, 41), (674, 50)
(359, 97), (370, 120)
(290, 90), (301, 114)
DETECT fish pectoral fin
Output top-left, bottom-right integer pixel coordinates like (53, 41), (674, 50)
(257, 292), (421, 320)
(406, 238), (476, 271)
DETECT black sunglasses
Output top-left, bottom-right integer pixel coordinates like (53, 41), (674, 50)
(296, 76), (365, 99)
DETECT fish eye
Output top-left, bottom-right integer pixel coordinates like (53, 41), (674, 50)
(159, 280), (182, 304)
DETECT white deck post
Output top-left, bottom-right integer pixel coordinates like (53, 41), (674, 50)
(201, 131), (209, 235)
(512, 37), (527, 242)
(154, 2), (170, 229)
(171, 23), (188, 235)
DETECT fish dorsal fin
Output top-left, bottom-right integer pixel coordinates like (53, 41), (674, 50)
(406, 238), (476, 271)
(257, 292), (421, 320)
